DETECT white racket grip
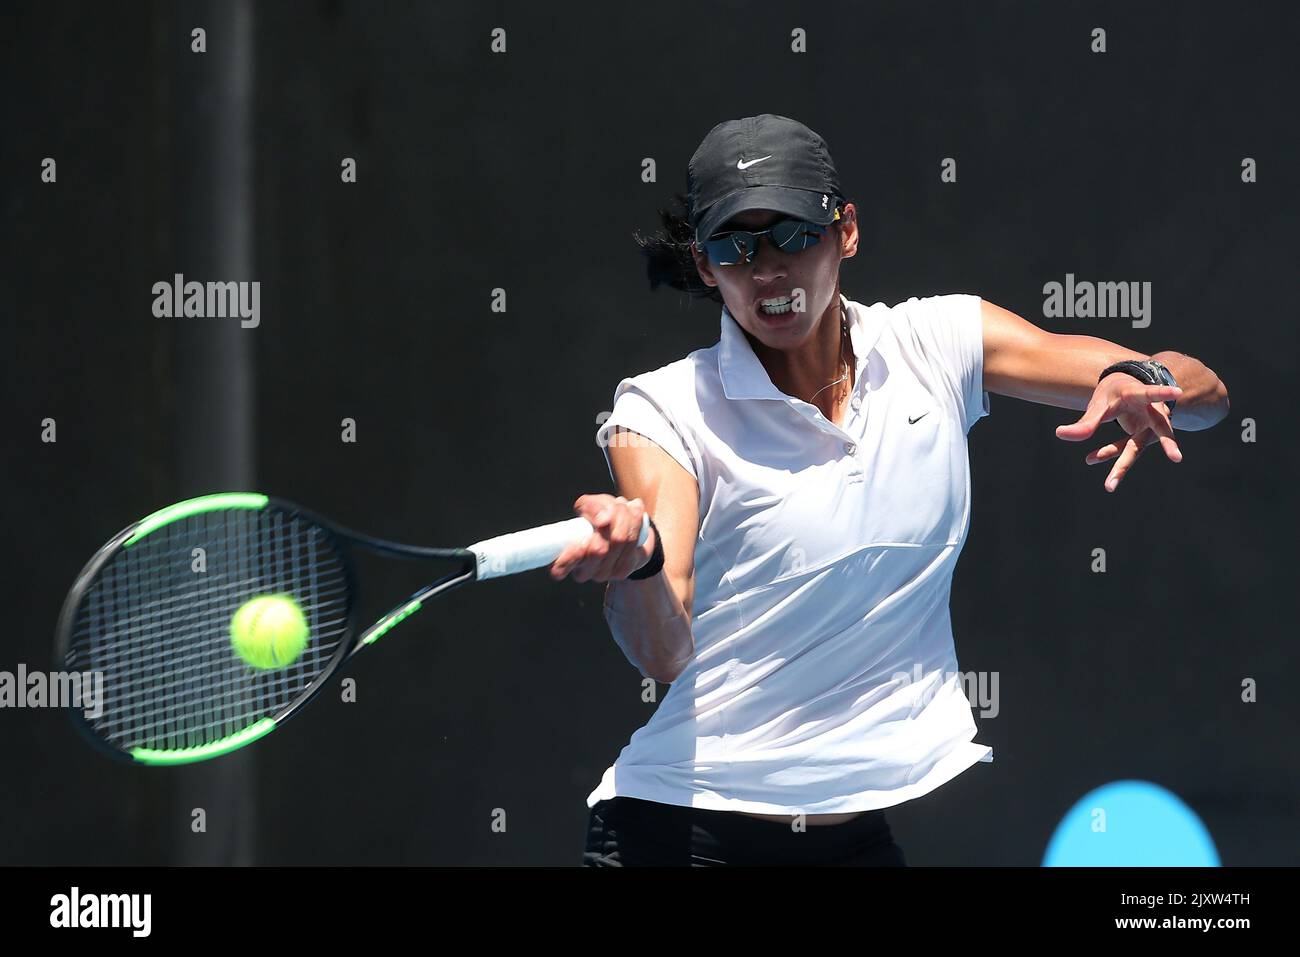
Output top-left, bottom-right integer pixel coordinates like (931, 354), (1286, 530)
(469, 512), (651, 580)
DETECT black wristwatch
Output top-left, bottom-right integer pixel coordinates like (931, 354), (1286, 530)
(1098, 359), (1179, 416)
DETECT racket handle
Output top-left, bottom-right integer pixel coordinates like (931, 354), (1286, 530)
(469, 512), (651, 581)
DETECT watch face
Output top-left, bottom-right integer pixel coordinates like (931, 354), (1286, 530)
(1147, 361), (1177, 388)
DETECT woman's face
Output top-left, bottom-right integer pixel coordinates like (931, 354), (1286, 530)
(691, 202), (858, 351)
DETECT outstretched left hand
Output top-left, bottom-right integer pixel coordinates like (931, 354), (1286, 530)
(1055, 374), (1184, 492)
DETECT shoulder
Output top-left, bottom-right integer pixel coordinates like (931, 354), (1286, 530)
(868, 294), (983, 357)
(599, 349), (715, 483)
(612, 345), (719, 412)
(881, 294), (982, 331)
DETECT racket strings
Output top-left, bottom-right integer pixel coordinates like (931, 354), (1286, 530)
(66, 507), (352, 754)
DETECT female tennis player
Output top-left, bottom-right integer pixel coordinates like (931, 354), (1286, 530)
(551, 114), (1230, 867)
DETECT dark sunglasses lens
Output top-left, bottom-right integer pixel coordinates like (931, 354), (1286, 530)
(772, 219), (826, 251)
(703, 219), (829, 265)
(703, 232), (756, 265)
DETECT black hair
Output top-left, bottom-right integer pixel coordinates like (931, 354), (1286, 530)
(633, 192), (721, 303)
(633, 192), (853, 305)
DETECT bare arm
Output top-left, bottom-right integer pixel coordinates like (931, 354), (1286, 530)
(980, 298), (1230, 491)
(550, 427), (698, 683)
(981, 299), (1230, 430)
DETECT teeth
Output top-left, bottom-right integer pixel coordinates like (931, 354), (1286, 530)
(760, 297), (793, 315)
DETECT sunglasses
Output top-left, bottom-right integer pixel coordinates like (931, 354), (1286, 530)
(698, 207), (842, 266)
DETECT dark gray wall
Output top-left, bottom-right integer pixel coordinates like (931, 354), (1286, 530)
(3, 0), (1296, 864)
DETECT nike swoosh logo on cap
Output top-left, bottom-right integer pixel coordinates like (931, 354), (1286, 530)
(736, 155), (772, 170)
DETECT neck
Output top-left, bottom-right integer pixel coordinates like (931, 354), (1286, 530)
(750, 292), (852, 417)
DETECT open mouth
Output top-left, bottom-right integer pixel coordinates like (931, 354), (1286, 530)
(758, 296), (794, 316)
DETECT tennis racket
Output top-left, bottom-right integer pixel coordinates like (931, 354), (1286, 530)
(55, 492), (645, 766)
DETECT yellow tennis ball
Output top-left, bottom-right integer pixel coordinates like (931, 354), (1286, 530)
(230, 595), (310, 670)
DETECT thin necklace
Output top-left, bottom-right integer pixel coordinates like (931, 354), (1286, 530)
(809, 316), (851, 403)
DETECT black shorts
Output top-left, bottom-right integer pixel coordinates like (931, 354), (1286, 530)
(582, 796), (907, 867)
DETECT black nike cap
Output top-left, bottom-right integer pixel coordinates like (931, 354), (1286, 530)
(686, 113), (844, 245)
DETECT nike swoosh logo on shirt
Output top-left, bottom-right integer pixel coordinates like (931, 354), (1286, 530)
(736, 155), (772, 170)
(908, 411), (930, 424)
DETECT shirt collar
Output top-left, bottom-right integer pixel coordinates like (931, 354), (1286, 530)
(718, 293), (881, 401)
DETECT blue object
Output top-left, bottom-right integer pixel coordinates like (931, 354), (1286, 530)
(1044, 780), (1219, 866)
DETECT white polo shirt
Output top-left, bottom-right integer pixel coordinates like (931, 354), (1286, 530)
(587, 293), (994, 815)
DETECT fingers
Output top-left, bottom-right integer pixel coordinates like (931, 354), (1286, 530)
(550, 494), (610, 580)
(549, 538), (589, 581)
(1141, 384), (1182, 405)
(611, 499), (651, 579)
(1103, 429), (1153, 492)
(554, 496), (616, 582)
(583, 496), (642, 582)
(1085, 442), (1123, 465)
(550, 495), (650, 582)
(1055, 396), (1114, 442)
(1063, 379), (1181, 442)
(1147, 403), (1183, 464)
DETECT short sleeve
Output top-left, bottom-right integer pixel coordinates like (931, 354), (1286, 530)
(904, 294), (990, 433)
(595, 379), (699, 483)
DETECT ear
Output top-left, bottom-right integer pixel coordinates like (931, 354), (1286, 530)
(837, 203), (860, 260)
(689, 242), (719, 288)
